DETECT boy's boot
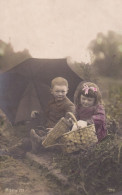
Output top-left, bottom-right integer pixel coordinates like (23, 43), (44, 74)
(30, 129), (45, 154)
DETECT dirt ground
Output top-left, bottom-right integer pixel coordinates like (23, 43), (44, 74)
(0, 155), (58, 195)
(0, 113), (79, 195)
(0, 114), (63, 195)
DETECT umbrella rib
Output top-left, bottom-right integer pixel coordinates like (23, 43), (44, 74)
(30, 65), (43, 109)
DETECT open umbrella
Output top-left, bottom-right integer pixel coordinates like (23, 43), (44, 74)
(0, 58), (82, 125)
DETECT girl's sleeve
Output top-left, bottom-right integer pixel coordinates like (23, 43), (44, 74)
(92, 105), (107, 141)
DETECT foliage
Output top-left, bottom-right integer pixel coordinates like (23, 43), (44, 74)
(0, 40), (31, 71)
(79, 63), (98, 83)
(71, 61), (98, 83)
(105, 83), (122, 126)
(54, 136), (122, 195)
(88, 31), (122, 78)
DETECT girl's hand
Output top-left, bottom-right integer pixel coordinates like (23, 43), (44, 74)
(31, 111), (39, 118)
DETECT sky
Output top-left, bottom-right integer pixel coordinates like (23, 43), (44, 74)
(0, 0), (122, 63)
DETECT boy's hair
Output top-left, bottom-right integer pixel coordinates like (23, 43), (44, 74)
(74, 81), (102, 106)
(51, 77), (68, 89)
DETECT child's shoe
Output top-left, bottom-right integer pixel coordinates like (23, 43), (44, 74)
(30, 129), (44, 154)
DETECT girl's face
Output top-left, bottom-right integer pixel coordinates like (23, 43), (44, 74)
(80, 95), (95, 108)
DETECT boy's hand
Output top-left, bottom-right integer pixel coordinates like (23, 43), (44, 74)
(46, 128), (53, 134)
(31, 111), (39, 118)
(46, 128), (53, 131)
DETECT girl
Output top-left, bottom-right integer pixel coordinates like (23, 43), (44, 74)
(74, 81), (107, 142)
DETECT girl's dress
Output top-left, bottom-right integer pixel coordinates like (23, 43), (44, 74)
(76, 104), (107, 141)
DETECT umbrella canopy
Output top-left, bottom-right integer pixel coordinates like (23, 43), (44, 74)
(0, 58), (82, 125)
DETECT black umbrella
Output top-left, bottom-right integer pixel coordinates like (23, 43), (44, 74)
(0, 58), (82, 125)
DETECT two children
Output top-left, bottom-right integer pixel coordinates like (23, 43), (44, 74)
(0, 77), (107, 157)
(31, 78), (107, 154)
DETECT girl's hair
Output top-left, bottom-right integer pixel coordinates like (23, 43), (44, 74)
(51, 77), (68, 89)
(74, 81), (102, 106)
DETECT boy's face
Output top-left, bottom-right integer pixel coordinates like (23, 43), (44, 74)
(80, 95), (95, 108)
(51, 85), (68, 101)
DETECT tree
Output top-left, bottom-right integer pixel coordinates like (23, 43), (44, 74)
(0, 40), (31, 71)
(88, 31), (122, 78)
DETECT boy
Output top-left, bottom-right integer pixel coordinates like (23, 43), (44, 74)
(30, 77), (75, 153)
